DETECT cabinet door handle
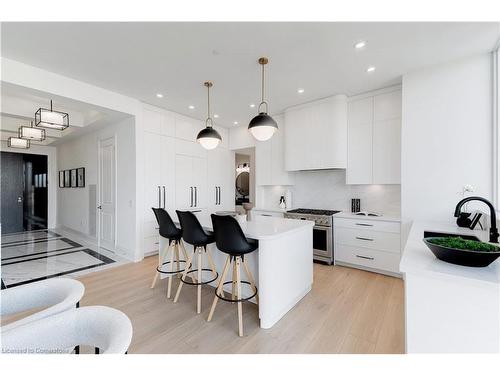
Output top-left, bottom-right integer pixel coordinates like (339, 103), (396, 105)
(158, 186), (161, 208)
(217, 186), (220, 205)
(162, 186), (166, 209)
(194, 187), (197, 207)
(356, 236), (374, 241)
(356, 255), (374, 260)
(190, 187), (193, 207)
(261, 214), (272, 217)
(215, 187), (218, 205)
(355, 223), (373, 227)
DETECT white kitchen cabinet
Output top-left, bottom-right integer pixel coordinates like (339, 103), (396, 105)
(346, 88), (401, 185)
(143, 105), (175, 137)
(175, 114), (204, 142)
(334, 216), (401, 276)
(256, 115), (295, 186)
(175, 153), (207, 210)
(207, 147), (235, 212)
(347, 97), (373, 184)
(284, 95), (347, 171)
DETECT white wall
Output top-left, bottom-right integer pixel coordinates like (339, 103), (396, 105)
(258, 169), (401, 216)
(0, 142), (57, 228)
(57, 117), (136, 260)
(401, 54), (493, 222)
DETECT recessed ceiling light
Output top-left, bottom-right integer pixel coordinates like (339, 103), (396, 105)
(354, 41), (366, 49)
(249, 103), (255, 108)
(188, 105), (195, 110)
(156, 93), (163, 98)
(297, 88), (305, 94)
(214, 114), (219, 118)
(233, 121), (239, 125)
(366, 66), (376, 73)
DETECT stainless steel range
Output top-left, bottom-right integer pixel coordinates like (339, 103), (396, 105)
(284, 208), (341, 265)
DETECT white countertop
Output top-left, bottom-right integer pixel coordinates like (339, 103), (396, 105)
(178, 214), (314, 241)
(333, 212), (401, 222)
(400, 220), (500, 285)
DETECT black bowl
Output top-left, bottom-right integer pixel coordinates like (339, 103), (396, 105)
(423, 237), (500, 267)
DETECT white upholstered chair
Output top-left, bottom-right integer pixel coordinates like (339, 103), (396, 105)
(1, 305), (133, 354)
(0, 278), (85, 332)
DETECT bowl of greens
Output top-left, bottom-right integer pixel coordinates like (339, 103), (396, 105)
(423, 236), (500, 267)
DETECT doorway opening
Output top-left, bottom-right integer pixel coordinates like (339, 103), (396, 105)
(1, 151), (48, 234)
(234, 147), (255, 212)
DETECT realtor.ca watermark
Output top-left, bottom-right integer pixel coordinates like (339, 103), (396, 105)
(2, 348), (68, 354)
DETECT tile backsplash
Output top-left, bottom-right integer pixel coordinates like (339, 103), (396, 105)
(258, 169), (401, 216)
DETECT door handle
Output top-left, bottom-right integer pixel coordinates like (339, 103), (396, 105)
(218, 186), (221, 205)
(190, 187), (193, 207)
(215, 187), (218, 205)
(162, 186), (166, 209)
(194, 187), (197, 207)
(17, 196), (23, 203)
(158, 186), (161, 208)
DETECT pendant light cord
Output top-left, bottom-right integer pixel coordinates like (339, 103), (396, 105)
(205, 82), (213, 128)
(258, 58), (269, 113)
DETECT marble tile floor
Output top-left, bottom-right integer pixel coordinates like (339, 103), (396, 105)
(1, 229), (128, 289)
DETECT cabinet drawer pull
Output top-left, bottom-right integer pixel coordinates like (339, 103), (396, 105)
(355, 223), (373, 227)
(261, 214), (272, 217)
(356, 255), (374, 260)
(355, 236), (374, 241)
(154, 242), (159, 245)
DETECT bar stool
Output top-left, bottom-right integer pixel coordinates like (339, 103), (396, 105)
(151, 208), (190, 299)
(207, 214), (258, 337)
(173, 210), (219, 314)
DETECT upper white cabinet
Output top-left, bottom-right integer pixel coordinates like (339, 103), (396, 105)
(347, 88), (401, 185)
(284, 95), (347, 171)
(142, 105), (175, 137)
(256, 115), (295, 185)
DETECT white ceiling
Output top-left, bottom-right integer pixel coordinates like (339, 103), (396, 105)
(1, 22), (499, 128)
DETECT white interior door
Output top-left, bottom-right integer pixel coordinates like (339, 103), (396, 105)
(98, 137), (116, 252)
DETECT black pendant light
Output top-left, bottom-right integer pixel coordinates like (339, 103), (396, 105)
(248, 57), (278, 141)
(197, 81), (222, 150)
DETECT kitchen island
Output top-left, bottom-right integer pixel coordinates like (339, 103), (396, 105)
(400, 220), (500, 353)
(160, 214), (314, 329)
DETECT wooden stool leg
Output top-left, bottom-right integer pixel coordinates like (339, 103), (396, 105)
(180, 241), (196, 283)
(197, 247), (203, 314)
(236, 256), (243, 337)
(173, 248), (194, 303)
(167, 242), (176, 299)
(206, 248), (224, 298)
(232, 258), (237, 301)
(242, 258), (259, 305)
(151, 240), (169, 289)
(174, 242), (181, 278)
(207, 255), (231, 322)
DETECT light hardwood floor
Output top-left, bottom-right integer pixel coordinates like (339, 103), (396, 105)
(75, 255), (405, 354)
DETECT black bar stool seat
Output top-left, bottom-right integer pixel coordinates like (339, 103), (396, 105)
(173, 211), (219, 314)
(150, 208), (190, 299)
(207, 214), (259, 337)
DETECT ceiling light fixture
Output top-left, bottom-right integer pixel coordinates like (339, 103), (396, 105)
(354, 41), (366, 49)
(156, 93), (163, 98)
(297, 88), (305, 94)
(249, 104), (255, 108)
(366, 66), (376, 73)
(19, 121), (46, 141)
(35, 100), (69, 130)
(233, 121), (239, 125)
(248, 57), (278, 142)
(188, 105), (195, 110)
(196, 81), (222, 150)
(214, 114), (219, 118)
(7, 137), (30, 149)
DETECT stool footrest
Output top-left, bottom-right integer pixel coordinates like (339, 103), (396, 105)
(156, 260), (186, 275)
(180, 268), (219, 285)
(215, 281), (258, 303)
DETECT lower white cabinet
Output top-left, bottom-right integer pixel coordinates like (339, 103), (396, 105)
(175, 154), (207, 210)
(207, 146), (235, 212)
(334, 217), (401, 275)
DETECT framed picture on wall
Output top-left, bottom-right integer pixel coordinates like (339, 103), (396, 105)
(64, 170), (70, 187)
(77, 167), (85, 187)
(70, 169), (77, 187)
(59, 171), (64, 188)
